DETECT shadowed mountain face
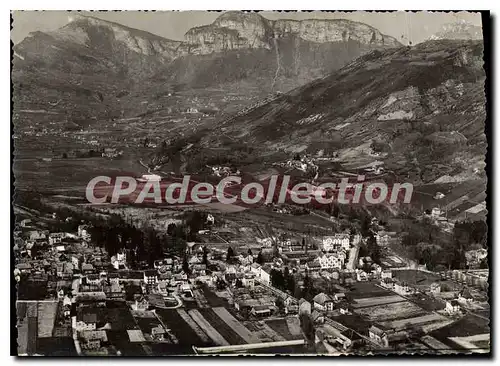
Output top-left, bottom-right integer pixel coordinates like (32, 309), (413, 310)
(12, 12), (402, 122)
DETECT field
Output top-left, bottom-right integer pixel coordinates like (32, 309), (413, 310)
(380, 313), (447, 330)
(346, 282), (393, 299)
(156, 309), (212, 346)
(14, 156), (146, 194)
(198, 308), (246, 345)
(266, 319), (299, 341)
(188, 309), (230, 346)
(212, 307), (261, 344)
(354, 301), (426, 321)
(392, 270), (441, 287)
(406, 293), (446, 311)
(352, 295), (406, 308)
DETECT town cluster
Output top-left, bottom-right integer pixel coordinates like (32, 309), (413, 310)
(15, 212), (489, 355)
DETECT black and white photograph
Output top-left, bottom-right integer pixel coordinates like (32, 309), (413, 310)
(11, 9), (490, 356)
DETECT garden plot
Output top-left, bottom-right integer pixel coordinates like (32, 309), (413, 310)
(381, 313), (446, 330)
(212, 307), (260, 344)
(187, 309), (229, 346)
(352, 295), (406, 308)
(354, 301), (425, 321)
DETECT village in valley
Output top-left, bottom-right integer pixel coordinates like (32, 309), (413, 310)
(14, 201), (490, 355)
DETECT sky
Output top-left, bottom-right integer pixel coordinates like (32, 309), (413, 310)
(11, 10), (483, 45)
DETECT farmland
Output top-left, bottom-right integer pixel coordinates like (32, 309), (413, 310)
(354, 301), (426, 321)
(380, 313), (447, 330)
(352, 295), (406, 308)
(346, 282), (393, 299)
(156, 309), (212, 347)
(392, 270), (441, 287)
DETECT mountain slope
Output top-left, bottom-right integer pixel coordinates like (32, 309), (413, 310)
(202, 40), (485, 185)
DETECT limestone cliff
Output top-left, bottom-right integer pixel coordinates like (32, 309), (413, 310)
(184, 12), (401, 54)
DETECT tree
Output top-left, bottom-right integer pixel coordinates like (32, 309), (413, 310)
(182, 255), (190, 274)
(202, 246), (209, 266)
(226, 247), (235, 262)
(256, 251), (264, 265)
(275, 297), (285, 312)
(299, 313), (316, 349)
(366, 234), (381, 264)
(216, 277), (227, 290)
(167, 223), (177, 236)
(270, 269), (285, 290)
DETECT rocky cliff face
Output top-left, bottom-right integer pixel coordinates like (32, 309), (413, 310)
(12, 12), (405, 123)
(15, 12), (402, 76)
(184, 12), (401, 55)
(430, 21), (483, 41)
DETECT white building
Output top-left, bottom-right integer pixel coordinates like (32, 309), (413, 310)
(317, 253), (344, 270)
(322, 234), (350, 252)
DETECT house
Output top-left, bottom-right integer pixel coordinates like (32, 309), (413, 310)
(28, 230), (47, 241)
(298, 298), (312, 315)
(381, 270), (393, 280)
(108, 272), (120, 284)
(57, 262), (74, 279)
(242, 274), (255, 289)
(250, 264), (271, 285)
(322, 234), (350, 252)
(151, 325), (166, 341)
(431, 207), (442, 219)
(75, 310), (98, 332)
(458, 287), (475, 303)
(104, 282), (124, 300)
(250, 305), (272, 317)
(284, 297), (299, 314)
(85, 274), (101, 286)
(430, 282), (441, 294)
(445, 300), (461, 315)
(80, 330), (107, 350)
(338, 303), (351, 315)
(356, 269), (368, 282)
(16, 262), (32, 274)
(394, 282), (414, 296)
(132, 296), (149, 311)
(369, 324), (389, 347)
(48, 232), (67, 245)
(82, 263), (95, 274)
(313, 292), (334, 312)
(71, 254), (83, 270)
(144, 270), (158, 285)
(375, 231), (397, 247)
(333, 292), (346, 302)
(305, 261), (321, 272)
(111, 250), (127, 270)
(434, 192), (445, 200)
(311, 310), (325, 324)
(20, 219), (32, 228)
(380, 277), (395, 290)
(78, 225), (91, 240)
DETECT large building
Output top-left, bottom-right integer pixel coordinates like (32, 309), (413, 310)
(322, 234), (350, 252)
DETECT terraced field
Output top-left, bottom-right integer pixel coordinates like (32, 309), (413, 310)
(156, 309), (212, 347)
(354, 301), (426, 321)
(352, 295), (406, 308)
(198, 308), (246, 345)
